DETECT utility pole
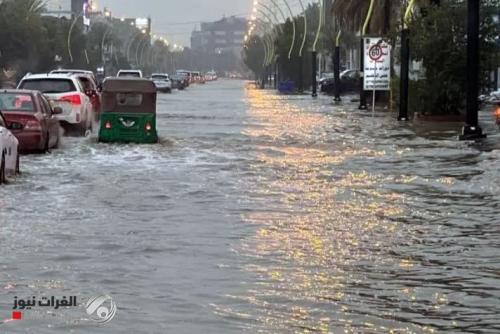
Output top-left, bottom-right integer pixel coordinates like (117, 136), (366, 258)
(333, 30), (341, 102)
(460, 0), (486, 140)
(398, 28), (410, 120)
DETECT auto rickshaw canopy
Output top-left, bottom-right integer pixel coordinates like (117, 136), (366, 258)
(101, 78), (156, 114)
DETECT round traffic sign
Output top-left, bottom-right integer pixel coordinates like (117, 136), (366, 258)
(368, 45), (383, 61)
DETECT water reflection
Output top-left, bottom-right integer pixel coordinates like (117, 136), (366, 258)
(224, 86), (500, 333)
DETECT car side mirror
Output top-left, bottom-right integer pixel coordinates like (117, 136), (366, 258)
(52, 106), (63, 115)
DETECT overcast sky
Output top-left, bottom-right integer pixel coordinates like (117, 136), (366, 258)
(98, 0), (252, 46)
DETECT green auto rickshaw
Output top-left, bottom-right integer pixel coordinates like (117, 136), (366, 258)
(98, 78), (158, 143)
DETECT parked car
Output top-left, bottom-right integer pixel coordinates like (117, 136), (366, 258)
(0, 112), (19, 183)
(0, 90), (61, 153)
(50, 69), (97, 83)
(170, 75), (187, 90)
(320, 69), (360, 95)
(117, 70), (143, 78)
(17, 73), (94, 135)
(151, 73), (172, 93)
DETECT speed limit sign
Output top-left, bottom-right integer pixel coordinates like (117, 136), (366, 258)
(363, 37), (392, 91)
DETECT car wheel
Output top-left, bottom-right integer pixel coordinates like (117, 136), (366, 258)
(0, 153), (6, 185)
(78, 123), (87, 136)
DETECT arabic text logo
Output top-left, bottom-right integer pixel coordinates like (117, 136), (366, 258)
(85, 295), (117, 323)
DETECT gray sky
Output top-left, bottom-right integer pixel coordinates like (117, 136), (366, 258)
(98, 0), (252, 46)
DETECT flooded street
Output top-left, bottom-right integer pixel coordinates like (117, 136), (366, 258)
(1, 80), (500, 333)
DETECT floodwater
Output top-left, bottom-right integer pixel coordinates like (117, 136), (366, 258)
(1, 80), (500, 333)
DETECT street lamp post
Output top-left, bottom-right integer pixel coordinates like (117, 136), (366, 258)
(298, 0), (307, 93)
(312, 0), (324, 97)
(359, 0), (375, 110)
(460, 0), (486, 140)
(333, 30), (341, 102)
(398, 0), (415, 121)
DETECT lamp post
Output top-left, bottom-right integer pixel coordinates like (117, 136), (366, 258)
(67, 11), (84, 63)
(126, 30), (143, 66)
(312, 0), (324, 97)
(101, 26), (113, 66)
(257, 10), (278, 86)
(258, 2), (283, 89)
(358, 0), (375, 109)
(333, 30), (341, 102)
(460, 0), (486, 140)
(398, 0), (415, 121)
(297, 0), (308, 93)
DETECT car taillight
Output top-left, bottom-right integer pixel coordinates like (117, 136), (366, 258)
(59, 94), (81, 105)
(24, 120), (42, 131)
(105, 121), (112, 129)
(495, 106), (500, 118)
(145, 123), (152, 131)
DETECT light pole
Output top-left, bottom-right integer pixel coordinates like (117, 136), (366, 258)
(358, 0), (375, 109)
(67, 11), (84, 63)
(257, 11), (278, 86)
(297, 0), (308, 93)
(280, 0), (296, 61)
(398, 0), (416, 121)
(101, 26), (113, 66)
(126, 30), (143, 66)
(460, 0), (486, 140)
(312, 0), (324, 97)
(333, 30), (341, 102)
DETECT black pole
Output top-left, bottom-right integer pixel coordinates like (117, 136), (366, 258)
(460, 0), (485, 140)
(312, 51), (318, 97)
(274, 62), (278, 89)
(276, 58), (280, 89)
(299, 56), (304, 93)
(359, 38), (367, 109)
(494, 68), (498, 91)
(333, 45), (341, 102)
(260, 67), (266, 89)
(398, 28), (410, 121)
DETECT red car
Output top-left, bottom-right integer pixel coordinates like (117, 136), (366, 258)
(0, 90), (61, 153)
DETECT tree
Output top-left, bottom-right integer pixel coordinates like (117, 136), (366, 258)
(406, 0), (500, 115)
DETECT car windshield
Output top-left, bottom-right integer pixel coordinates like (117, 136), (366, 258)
(20, 79), (76, 94)
(152, 75), (168, 80)
(0, 93), (35, 112)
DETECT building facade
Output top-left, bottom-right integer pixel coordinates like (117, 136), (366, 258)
(191, 16), (247, 54)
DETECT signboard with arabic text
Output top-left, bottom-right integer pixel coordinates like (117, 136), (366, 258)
(363, 37), (391, 91)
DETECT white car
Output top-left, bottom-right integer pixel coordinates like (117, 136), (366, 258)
(0, 112), (19, 184)
(17, 74), (94, 134)
(151, 73), (172, 93)
(117, 70), (143, 78)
